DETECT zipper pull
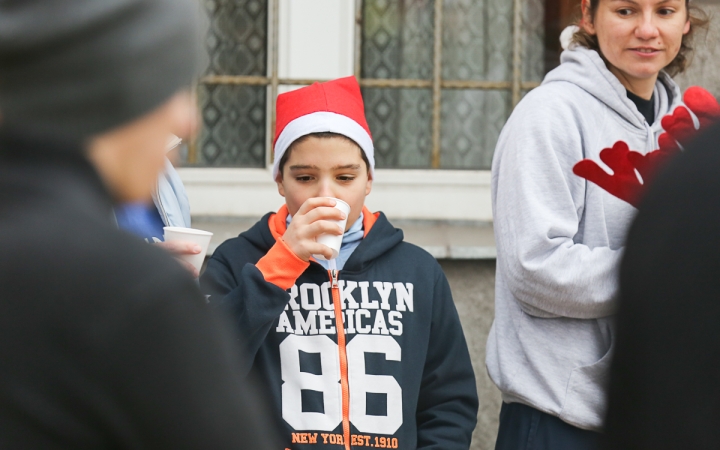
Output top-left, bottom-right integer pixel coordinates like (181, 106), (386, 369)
(331, 269), (339, 288)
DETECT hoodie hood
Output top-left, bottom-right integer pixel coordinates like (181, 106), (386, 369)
(543, 46), (682, 136)
(343, 210), (404, 273)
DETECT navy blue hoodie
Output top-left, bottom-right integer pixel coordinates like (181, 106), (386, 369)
(201, 205), (478, 450)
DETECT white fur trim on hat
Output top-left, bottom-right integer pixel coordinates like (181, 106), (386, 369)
(273, 111), (375, 180)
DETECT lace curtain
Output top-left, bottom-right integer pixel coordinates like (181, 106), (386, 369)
(362, 0), (545, 169)
(194, 0), (268, 167)
(191, 0), (545, 169)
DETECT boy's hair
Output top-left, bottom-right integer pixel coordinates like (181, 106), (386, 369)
(277, 132), (372, 179)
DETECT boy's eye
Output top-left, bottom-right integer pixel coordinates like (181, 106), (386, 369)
(337, 175), (356, 182)
(295, 176), (314, 182)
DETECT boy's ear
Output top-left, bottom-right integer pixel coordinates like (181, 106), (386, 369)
(276, 178), (286, 198)
(365, 174), (373, 196)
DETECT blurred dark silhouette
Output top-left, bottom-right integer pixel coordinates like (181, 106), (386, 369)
(0, 1), (277, 448)
(605, 122), (720, 449)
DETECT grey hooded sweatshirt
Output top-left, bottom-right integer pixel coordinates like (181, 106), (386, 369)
(486, 45), (682, 431)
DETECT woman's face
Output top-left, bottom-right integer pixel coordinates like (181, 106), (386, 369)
(584, 0), (690, 90)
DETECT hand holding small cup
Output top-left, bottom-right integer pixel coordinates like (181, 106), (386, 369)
(162, 227), (213, 277)
(282, 197), (349, 262)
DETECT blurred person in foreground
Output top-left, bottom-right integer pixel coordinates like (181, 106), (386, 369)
(0, 1), (276, 448)
(114, 134), (203, 276)
(604, 122), (720, 449)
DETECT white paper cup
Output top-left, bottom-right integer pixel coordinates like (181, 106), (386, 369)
(313, 198), (350, 261)
(163, 227), (214, 273)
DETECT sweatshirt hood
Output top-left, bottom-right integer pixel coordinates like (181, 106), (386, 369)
(542, 46), (682, 132)
(342, 211), (404, 273)
(239, 206), (404, 271)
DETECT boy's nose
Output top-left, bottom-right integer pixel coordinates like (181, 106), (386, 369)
(317, 180), (335, 198)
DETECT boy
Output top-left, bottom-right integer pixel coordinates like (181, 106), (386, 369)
(201, 76), (478, 449)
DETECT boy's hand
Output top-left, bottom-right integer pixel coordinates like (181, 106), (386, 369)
(282, 197), (346, 262)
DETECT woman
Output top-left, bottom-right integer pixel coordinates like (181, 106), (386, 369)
(486, 0), (707, 448)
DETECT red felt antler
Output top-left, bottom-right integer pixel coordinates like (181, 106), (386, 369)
(573, 141), (643, 207)
(658, 105), (696, 152)
(574, 87), (720, 208)
(684, 86), (720, 129)
(657, 86), (720, 153)
(629, 87), (720, 184)
(626, 106), (693, 184)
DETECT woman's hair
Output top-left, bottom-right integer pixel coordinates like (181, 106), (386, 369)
(571, 0), (709, 76)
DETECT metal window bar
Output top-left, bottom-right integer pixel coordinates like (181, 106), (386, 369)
(431, 0), (443, 169)
(268, 0), (280, 166)
(193, 0), (541, 168)
(202, 75), (540, 90)
(513, 0), (524, 106)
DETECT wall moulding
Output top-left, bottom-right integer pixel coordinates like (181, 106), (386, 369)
(178, 168), (493, 222)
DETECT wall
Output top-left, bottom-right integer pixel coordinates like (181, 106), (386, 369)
(675, 2), (720, 98)
(440, 260), (500, 450)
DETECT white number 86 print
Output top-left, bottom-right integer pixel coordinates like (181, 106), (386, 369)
(279, 334), (403, 435)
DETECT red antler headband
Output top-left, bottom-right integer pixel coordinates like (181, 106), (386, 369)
(573, 87), (720, 208)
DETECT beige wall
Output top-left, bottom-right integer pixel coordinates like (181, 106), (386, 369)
(439, 260), (500, 450)
(675, 2), (720, 97)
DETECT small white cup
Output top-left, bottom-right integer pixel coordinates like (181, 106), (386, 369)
(313, 198), (350, 261)
(163, 226), (214, 273)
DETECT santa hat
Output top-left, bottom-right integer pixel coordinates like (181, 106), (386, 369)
(272, 76), (375, 180)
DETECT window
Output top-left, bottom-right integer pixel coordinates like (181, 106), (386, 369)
(361, 0), (544, 169)
(190, 0), (269, 167)
(186, 0), (580, 170)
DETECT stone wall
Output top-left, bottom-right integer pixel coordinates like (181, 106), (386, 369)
(439, 260), (500, 450)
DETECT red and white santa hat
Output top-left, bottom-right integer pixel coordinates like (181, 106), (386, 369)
(272, 76), (375, 180)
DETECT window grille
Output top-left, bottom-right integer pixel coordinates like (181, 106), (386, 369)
(190, 0), (547, 169)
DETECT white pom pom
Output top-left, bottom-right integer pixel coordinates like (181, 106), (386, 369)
(560, 25), (580, 51)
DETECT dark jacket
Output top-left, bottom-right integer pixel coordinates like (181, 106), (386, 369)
(201, 205), (479, 450)
(604, 123), (720, 449)
(0, 133), (277, 449)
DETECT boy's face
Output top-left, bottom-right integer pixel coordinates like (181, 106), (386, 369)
(277, 135), (372, 230)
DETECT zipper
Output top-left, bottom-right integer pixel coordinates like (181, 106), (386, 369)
(330, 269), (351, 450)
